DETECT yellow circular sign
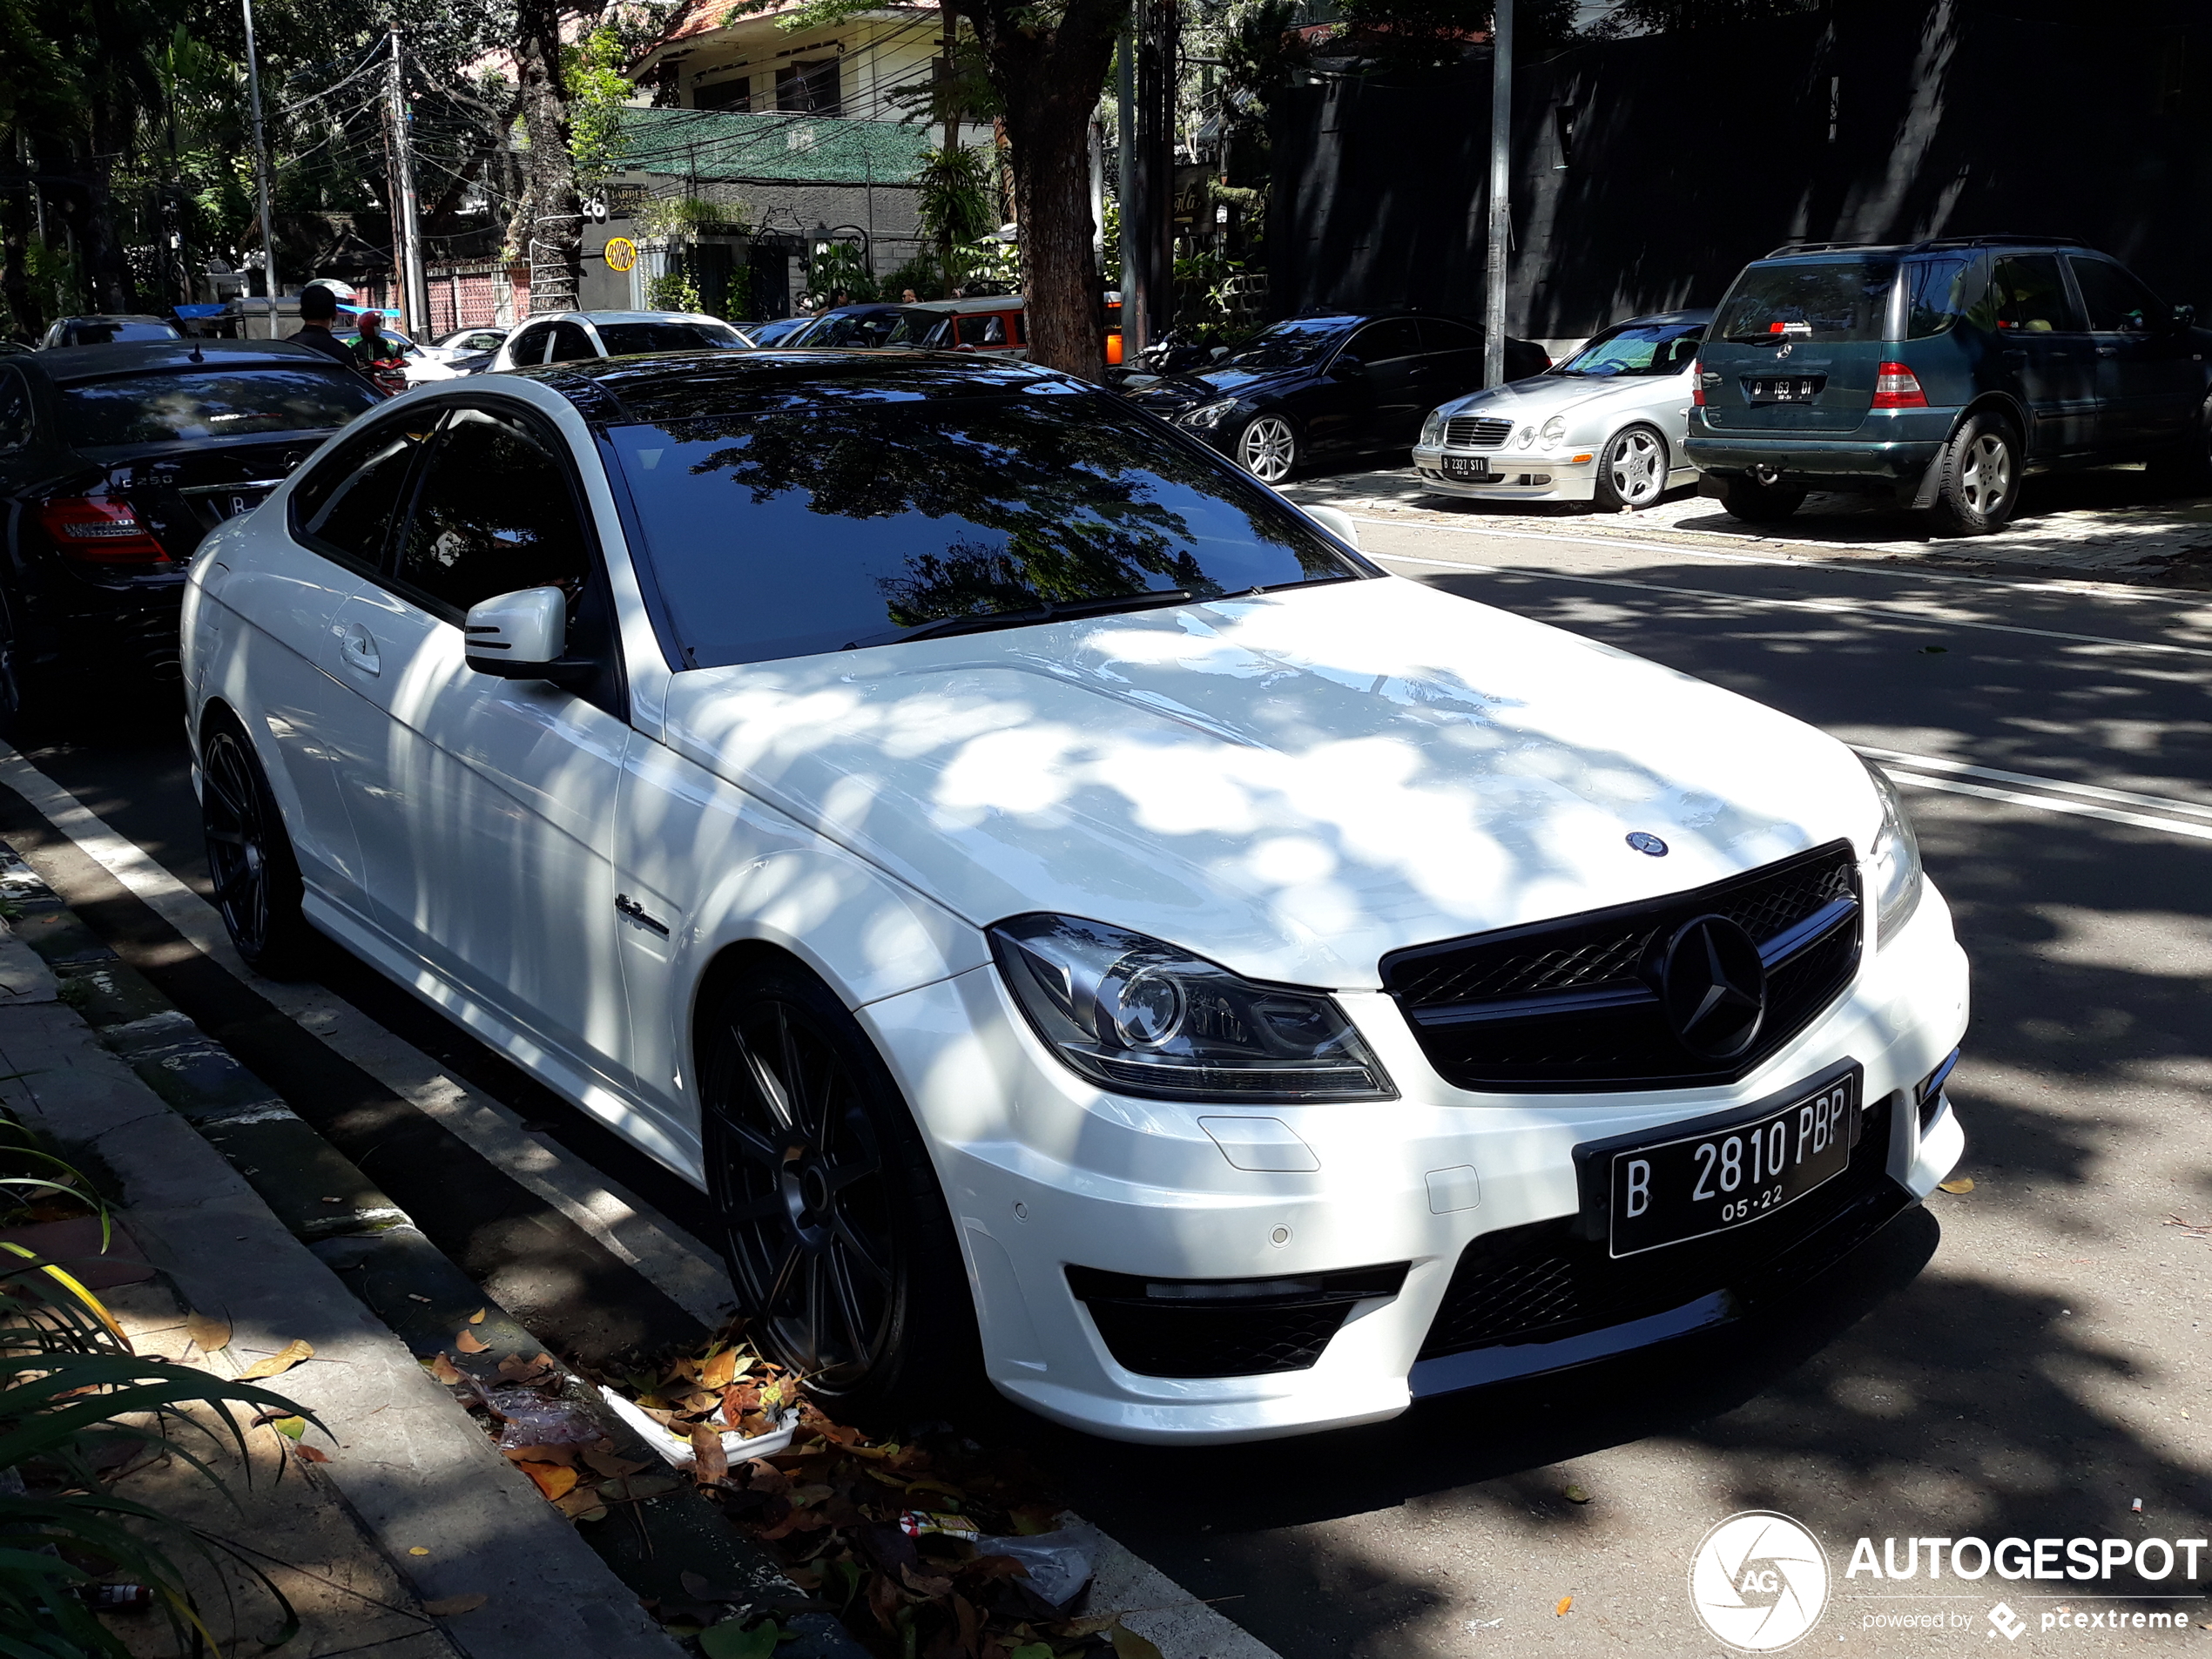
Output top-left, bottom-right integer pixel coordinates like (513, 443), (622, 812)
(604, 236), (638, 273)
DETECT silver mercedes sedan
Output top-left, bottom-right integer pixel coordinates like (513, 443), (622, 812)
(1412, 310), (1710, 511)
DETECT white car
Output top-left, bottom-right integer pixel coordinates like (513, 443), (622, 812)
(490, 310), (753, 370)
(1413, 310), (1710, 510)
(181, 353), (1969, 1445)
(426, 326), (513, 363)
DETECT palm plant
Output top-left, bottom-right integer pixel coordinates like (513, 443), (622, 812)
(1, 1116), (309, 1658)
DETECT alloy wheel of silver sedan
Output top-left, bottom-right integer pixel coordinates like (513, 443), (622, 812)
(1595, 424), (1668, 511)
(1236, 415), (1299, 484)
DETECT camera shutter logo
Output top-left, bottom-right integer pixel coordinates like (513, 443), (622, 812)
(1689, 1511), (1830, 1650)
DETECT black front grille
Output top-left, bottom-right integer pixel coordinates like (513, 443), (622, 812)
(1444, 415), (1514, 448)
(1068, 1263), (1408, 1379)
(1381, 840), (1861, 1092)
(1420, 1094), (1898, 1359)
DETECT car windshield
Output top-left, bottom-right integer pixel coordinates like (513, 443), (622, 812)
(1716, 258), (1898, 343)
(68, 320), (179, 344)
(1554, 321), (1704, 377)
(749, 318), (816, 347)
(800, 311), (936, 350)
(597, 320), (751, 355)
(1214, 319), (1353, 371)
(609, 388), (1363, 668)
(59, 368), (381, 448)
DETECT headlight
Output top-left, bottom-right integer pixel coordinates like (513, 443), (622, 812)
(1515, 425), (1536, 448)
(990, 914), (1396, 1102)
(1862, 758), (1924, 947)
(1420, 410), (1446, 447)
(1180, 398), (1239, 427)
(1539, 415), (1567, 444)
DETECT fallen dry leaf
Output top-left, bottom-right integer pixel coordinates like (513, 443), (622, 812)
(422, 1594), (487, 1617)
(185, 1311), (231, 1354)
(425, 1353), (464, 1385)
(699, 1348), (738, 1390)
(1938, 1177), (1975, 1194)
(454, 1328), (489, 1354)
(503, 1443), (578, 1467)
(408, 1547), (429, 1557)
(1554, 1596), (1573, 1617)
(519, 1461), (578, 1502)
(293, 1445), (330, 1464)
(582, 1447), (651, 1480)
(691, 1421), (730, 1485)
(1563, 1483), (1591, 1504)
(237, 1339), (313, 1380)
(1109, 1625), (1166, 1659)
(553, 1484), (606, 1519)
(468, 1308), (487, 1325)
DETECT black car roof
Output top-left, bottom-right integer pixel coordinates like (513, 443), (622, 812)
(1606, 307), (1716, 328)
(1761, 236), (2085, 259)
(20, 337), (338, 387)
(527, 348), (1065, 424)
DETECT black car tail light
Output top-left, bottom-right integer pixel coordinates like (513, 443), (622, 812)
(38, 497), (172, 566)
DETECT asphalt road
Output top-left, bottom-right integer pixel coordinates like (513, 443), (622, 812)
(3, 506), (2208, 1657)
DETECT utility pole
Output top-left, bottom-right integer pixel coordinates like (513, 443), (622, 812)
(387, 27), (429, 337)
(240, 0), (281, 338)
(1483, 0), (1511, 388)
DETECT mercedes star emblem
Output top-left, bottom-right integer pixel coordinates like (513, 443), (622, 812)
(1626, 831), (1669, 857)
(1659, 914), (1767, 1061)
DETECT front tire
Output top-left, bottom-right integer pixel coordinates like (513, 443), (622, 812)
(1925, 412), (2020, 536)
(1720, 475), (1808, 523)
(1594, 424), (1669, 511)
(699, 959), (973, 1420)
(199, 718), (315, 977)
(1233, 414), (1299, 485)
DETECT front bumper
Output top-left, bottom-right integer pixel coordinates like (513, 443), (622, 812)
(1411, 443), (1597, 502)
(862, 877), (1971, 1443)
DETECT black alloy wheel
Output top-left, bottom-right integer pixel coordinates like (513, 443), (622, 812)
(0, 590), (30, 739)
(700, 961), (971, 1416)
(199, 719), (314, 976)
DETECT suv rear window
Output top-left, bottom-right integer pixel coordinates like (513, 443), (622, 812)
(59, 368), (379, 448)
(1716, 259), (1898, 344)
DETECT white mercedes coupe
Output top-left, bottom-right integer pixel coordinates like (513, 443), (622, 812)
(181, 350), (1968, 1443)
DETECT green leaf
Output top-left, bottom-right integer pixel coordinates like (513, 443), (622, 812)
(699, 1619), (786, 1659)
(1109, 1625), (1168, 1659)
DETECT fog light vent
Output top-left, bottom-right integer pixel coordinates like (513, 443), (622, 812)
(1914, 1048), (1960, 1132)
(1066, 1262), (1407, 1378)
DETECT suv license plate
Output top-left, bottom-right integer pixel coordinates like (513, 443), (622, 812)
(1442, 457), (1492, 480)
(1606, 1068), (1859, 1258)
(1747, 377), (1823, 401)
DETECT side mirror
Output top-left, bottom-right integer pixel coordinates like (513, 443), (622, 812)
(2175, 303), (2196, 332)
(1332, 355), (1367, 380)
(1307, 503), (1360, 549)
(464, 586), (575, 681)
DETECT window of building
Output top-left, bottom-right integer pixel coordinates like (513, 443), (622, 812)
(693, 76), (751, 111)
(776, 59), (840, 115)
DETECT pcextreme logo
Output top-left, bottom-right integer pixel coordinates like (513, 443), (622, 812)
(1690, 1511), (1832, 1651)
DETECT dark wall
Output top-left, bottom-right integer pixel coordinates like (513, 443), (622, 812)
(1269, 1), (2211, 336)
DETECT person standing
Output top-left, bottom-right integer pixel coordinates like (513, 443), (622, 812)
(288, 285), (359, 367)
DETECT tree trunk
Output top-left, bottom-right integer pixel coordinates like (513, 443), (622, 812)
(513, 0), (580, 314)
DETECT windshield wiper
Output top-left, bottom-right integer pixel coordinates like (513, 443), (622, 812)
(842, 589), (1196, 651)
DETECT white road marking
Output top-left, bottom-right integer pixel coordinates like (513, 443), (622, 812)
(1367, 548), (2212, 660)
(1876, 770), (2212, 843)
(1339, 509), (2212, 617)
(1853, 745), (2212, 822)
(0, 743), (738, 1326)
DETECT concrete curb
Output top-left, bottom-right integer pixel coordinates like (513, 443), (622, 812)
(0, 842), (863, 1659)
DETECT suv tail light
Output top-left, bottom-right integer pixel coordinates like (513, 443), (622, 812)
(37, 497), (171, 565)
(1871, 361), (1928, 409)
(1689, 357), (1705, 407)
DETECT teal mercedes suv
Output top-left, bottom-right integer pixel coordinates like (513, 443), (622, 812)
(1685, 238), (2211, 535)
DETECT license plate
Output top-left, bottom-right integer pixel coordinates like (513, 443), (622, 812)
(217, 489), (271, 520)
(1442, 457), (1492, 480)
(1746, 376), (1824, 402)
(1603, 1069), (1860, 1257)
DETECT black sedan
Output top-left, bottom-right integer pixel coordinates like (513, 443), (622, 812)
(787, 305), (941, 349)
(1126, 312), (1550, 484)
(0, 338), (381, 728)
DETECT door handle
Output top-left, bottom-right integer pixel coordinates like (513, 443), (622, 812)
(2000, 349), (2027, 361)
(338, 620), (381, 678)
(2095, 346), (2118, 357)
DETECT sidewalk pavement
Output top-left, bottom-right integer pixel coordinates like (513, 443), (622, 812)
(0, 842), (846, 1659)
(1285, 466), (2212, 588)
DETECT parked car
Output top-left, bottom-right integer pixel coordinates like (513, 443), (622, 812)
(1413, 310), (1710, 510)
(1687, 237), (2212, 535)
(913, 295), (1028, 359)
(181, 348), (1967, 1442)
(428, 326), (512, 361)
(1127, 313), (1550, 484)
(38, 314), (183, 348)
(745, 315), (819, 348)
(491, 311), (754, 370)
(786, 305), (941, 349)
(0, 338), (381, 726)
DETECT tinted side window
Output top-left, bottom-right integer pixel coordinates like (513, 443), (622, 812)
(1420, 319), (1482, 352)
(1347, 320), (1421, 361)
(506, 324), (551, 365)
(548, 322), (597, 363)
(292, 416), (437, 571)
(2071, 260), (2163, 334)
(1990, 256), (2081, 334)
(396, 408), (588, 617)
(0, 369), (31, 452)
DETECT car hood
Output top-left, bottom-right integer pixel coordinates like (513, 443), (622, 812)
(1128, 364), (1305, 408)
(1434, 372), (1685, 425)
(658, 578), (1876, 988)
